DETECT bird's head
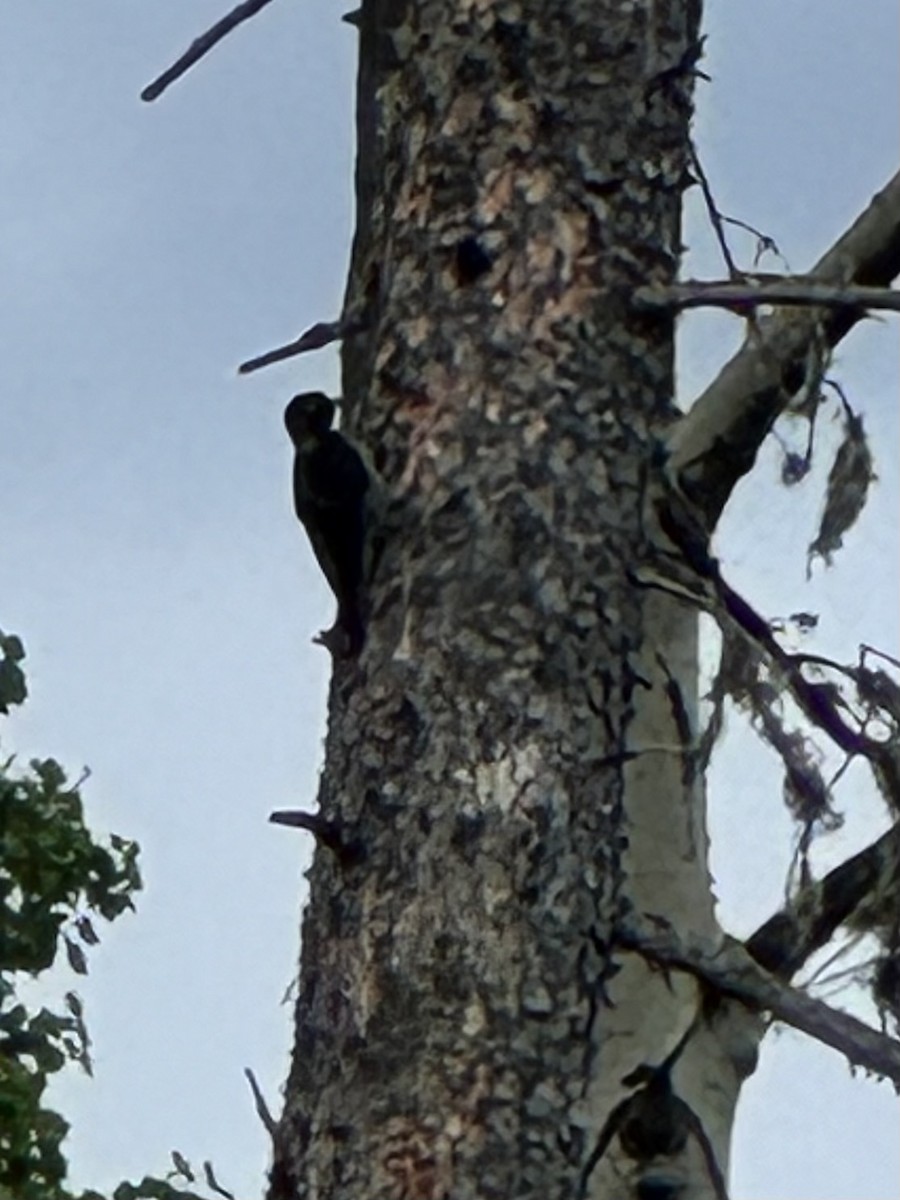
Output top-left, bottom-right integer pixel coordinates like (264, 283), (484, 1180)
(284, 392), (337, 443)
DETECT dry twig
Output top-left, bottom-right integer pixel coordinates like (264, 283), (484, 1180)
(141, 0), (277, 102)
(244, 1066), (278, 1137)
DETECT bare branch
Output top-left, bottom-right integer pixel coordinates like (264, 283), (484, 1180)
(621, 918), (900, 1086)
(238, 317), (365, 375)
(637, 278), (900, 314)
(666, 168), (900, 527)
(244, 1066), (278, 1138)
(863, 645), (900, 673)
(203, 1162), (236, 1200)
(652, 491), (900, 812)
(687, 143), (741, 278)
(747, 823), (900, 979)
(269, 809), (335, 837)
(141, 0), (277, 103)
(269, 809), (366, 864)
(718, 588), (900, 806)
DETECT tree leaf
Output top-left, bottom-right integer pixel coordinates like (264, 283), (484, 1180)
(64, 937), (88, 976)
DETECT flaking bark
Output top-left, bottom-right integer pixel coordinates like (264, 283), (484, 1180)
(269, 3), (757, 1199)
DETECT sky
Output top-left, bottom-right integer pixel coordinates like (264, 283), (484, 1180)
(1, 2), (898, 1198)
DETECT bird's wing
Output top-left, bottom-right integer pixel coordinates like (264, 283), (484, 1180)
(304, 433), (369, 509)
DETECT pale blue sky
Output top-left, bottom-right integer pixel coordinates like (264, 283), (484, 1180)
(2, 3), (898, 1198)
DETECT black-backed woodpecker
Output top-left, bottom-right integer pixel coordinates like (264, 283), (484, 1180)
(284, 392), (369, 656)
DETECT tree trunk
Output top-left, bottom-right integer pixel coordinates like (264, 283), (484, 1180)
(269, 2), (759, 1197)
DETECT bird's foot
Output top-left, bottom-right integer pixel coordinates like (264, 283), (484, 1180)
(313, 619), (364, 660)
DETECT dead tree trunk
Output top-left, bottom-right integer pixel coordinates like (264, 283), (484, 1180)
(267, 2), (900, 1197)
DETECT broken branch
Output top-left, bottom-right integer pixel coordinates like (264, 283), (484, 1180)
(244, 1066), (278, 1138)
(238, 317), (365, 374)
(141, 0), (277, 103)
(269, 809), (366, 864)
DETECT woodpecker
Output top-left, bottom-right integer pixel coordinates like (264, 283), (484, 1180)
(284, 392), (370, 656)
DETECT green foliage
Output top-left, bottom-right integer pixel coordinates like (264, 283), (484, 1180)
(2, 755), (140, 976)
(0, 631), (141, 1200)
(0, 632), (27, 715)
(0, 633), (226, 1200)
